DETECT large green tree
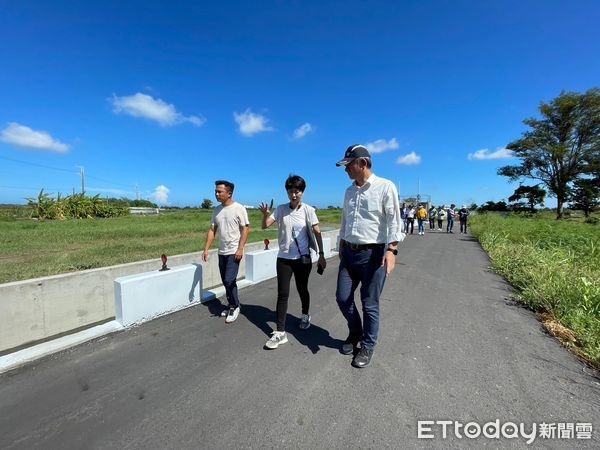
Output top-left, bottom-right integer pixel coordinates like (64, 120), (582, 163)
(498, 88), (600, 219)
(508, 185), (547, 212)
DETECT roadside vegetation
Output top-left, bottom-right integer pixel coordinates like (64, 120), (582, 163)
(23, 190), (157, 220)
(0, 206), (342, 284)
(469, 212), (600, 366)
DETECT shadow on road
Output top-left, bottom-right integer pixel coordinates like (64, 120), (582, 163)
(284, 313), (344, 355)
(201, 298), (227, 317)
(236, 303), (343, 355)
(200, 298), (344, 354)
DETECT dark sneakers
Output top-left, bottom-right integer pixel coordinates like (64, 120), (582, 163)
(352, 347), (374, 368)
(340, 334), (361, 355)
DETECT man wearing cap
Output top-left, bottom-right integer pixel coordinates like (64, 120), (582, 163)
(335, 144), (403, 368)
(458, 204), (470, 234)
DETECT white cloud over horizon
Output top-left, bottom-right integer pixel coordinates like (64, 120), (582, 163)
(233, 108), (274, 136)
(0, 122), (70, 153)
(396, 151), (421, 165)
(110, 93), (205, 127)
(365, 138), (399, 154)
(292, 122), (314, 139)
(153, 185), (170, 205)
(468, 147), (514, 160)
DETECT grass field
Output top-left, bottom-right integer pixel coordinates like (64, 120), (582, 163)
(0, 206), (342, 284)
(469, 212), (600, 366)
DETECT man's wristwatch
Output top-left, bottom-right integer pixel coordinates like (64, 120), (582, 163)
(386, 248), (398, 255)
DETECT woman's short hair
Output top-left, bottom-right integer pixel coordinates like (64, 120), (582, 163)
(285, 174), (306, 192)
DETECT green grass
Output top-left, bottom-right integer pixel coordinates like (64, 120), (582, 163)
(469, 212), (600, 365)
(0, 207), (342, 284)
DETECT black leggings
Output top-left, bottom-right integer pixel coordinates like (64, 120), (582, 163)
(276, 257), (312, 331)
(406, 218), (414, 234)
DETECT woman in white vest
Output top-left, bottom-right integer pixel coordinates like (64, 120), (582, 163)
(259, 175), (327, 349)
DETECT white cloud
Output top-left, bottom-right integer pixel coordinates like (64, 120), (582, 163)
(396, 151), (421, 165)
(233, 108), (274, 136)
(468, 147), (514, 160)
(153, 185), (170, 205)
(110, 93), (205, 127)
(365, 138), (399, 154)
(0, 122), (69, 152)
(292, 122), (314, 139)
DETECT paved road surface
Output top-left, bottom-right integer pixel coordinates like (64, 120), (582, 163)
(1, 229), (599, 449)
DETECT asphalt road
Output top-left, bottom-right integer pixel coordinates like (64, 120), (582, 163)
(1, 229), (599, 449)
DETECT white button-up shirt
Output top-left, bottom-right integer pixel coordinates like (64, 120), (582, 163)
(340, 174), (403, 245)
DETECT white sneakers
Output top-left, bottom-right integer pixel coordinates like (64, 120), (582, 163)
(225, 306), (240, 323)
(265, 331), (288, 349)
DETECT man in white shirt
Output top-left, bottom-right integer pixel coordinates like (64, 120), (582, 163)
(335, 144), (403, 368)
(202, 180), (250, 323)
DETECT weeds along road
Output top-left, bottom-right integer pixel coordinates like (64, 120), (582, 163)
(1, 229), (599, 449)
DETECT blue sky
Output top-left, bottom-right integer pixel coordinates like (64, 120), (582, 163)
(1, 0), (599, 208)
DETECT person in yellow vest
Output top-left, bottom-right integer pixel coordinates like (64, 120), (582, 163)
(416, 204), (428, 235)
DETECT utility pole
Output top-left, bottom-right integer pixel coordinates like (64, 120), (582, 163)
(135, 183), (140, 200)
(75, 166), (85, 194)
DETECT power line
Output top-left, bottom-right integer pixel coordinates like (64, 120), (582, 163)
(0, 155), (139, 190)
(0, 185), (73, 191)
(0, 155), (78, 173)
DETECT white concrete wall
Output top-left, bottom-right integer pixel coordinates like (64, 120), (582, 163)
(115, 264), (202, 326)
(0, 229), (339, 353)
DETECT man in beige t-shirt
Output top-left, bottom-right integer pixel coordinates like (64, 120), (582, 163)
(202, 180), (250, 323)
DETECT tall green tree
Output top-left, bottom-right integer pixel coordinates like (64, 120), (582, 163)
(200, 198), (213, 209)
(569, 178), (600, 217)
(508, 185), (547, 212)
(498, 88), (600, 219)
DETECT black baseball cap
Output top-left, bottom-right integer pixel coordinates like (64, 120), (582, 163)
(336, 144), (371, 166)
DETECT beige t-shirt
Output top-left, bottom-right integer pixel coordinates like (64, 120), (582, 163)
(211, 202), (250, 255)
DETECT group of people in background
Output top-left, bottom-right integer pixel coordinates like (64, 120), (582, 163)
(401, 203), (470, 235)
(201, 144), (401, 369)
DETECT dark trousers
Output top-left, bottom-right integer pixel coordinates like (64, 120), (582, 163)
(437, 219), (443, 229)
(218, 254), (240, 307)
(406, 218), (414, 234)
(460, 219), (468, 233)
(447, 217), (454, 232)
(429, 218), (435, 229)
(276, 257), (312, 331)
(336, 245), (387, 350)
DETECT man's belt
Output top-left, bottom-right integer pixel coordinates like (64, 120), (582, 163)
(343, 241), (385, 251)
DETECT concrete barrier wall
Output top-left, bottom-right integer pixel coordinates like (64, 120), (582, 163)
(0, 229), (339, 353)
(115, 264), (202, 326)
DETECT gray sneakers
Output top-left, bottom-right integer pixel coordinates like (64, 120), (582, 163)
(299, 314), (311, 329)
(265, 331), (288, 349)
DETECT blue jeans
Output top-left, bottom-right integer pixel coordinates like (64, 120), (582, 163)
(335, 245), (387, 350)
(218, 254), (240, 307)
(418, 219), (425, 233)
(447, 218), (454, 232)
